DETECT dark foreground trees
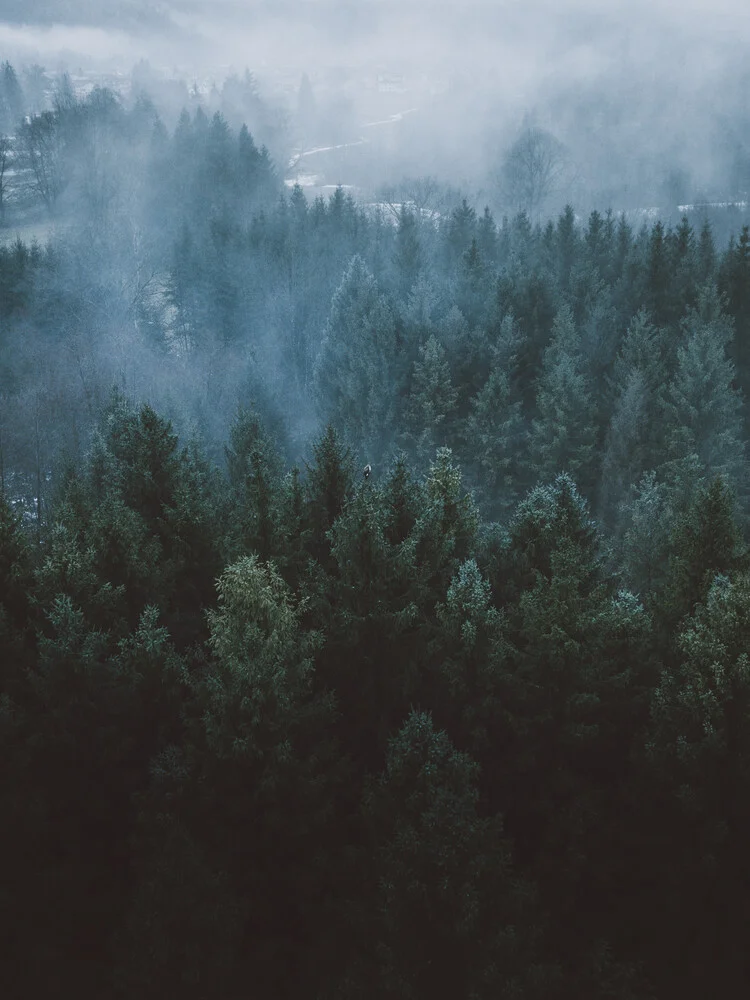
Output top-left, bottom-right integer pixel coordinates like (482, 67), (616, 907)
(2, 391), (749, 1000)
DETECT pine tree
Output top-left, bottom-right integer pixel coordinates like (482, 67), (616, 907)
(276, 466), (309, 589)
(645, 572), (750, 998)
(44, 394), (223, 644)
(204, 111), (234, 208)
(404, 334), (458, 466)
(720, 223), (750, 395)
(477, 205), (499, 265)
(0, 492), (32, 638)
(555, 204), (578, 293)
(660, 475), (746, 629)
(584, 209), (604, 267)
(123, 556), (339, 999)
(505, 473), (601, 599)
(600, 310), (665, 520)
(314, 255), (399, 461)
(360, 710), (556, 999)
(670, 214), (697, 315)
(577, 276), (620, 383)
(619, 471), (675, 599)
(529, 305), (598, 491)
(412, 447), (480, 601)
(304, 423), (355, 569)
(224, 407), (282, 562)
(381, 452), (421, 547)
(443, 197), (477, 268)
(17, 599), (187, 998)
(393, 203), (422, 298)
(696, 218), (716, 285)
(437, 301), (489, 399)
(202, 555), (339, 992)
(497, 477), (656, 975)
(428, 558), (509, 758)
(645, 220), (672, 326)
(324, 480), (423, 767)
(465, 358), (526, 517)
(456, 237), (488, 326)
(660, 291), (746, 495)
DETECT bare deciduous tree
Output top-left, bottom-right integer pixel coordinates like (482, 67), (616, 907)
(18, 111), (66, 214)
(498, 125), (568, 221)
(376, 175), (457, 224)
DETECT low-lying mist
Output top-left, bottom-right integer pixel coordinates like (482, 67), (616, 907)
(3, 0), (750, 211)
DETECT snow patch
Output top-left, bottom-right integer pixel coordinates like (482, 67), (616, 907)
(361, 108), (419, 129)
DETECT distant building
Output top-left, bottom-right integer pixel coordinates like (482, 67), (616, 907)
(377, 73), (406, 94)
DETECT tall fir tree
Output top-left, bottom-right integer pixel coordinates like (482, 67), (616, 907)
(645, 572), (750, 999)
(660, 289), (746, 497)
(314, 255), (399, 462)
(404, 334), (458, 467)
(600, 310), (666, 520)
(465, 348), (526, 518)
(224, 406), (282, 562)
(529, 305), (598, 492)
(359, 710), (557, 999)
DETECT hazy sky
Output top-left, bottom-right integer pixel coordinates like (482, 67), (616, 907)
(3, 0), (749, 207)
(2, 0), (749, 74)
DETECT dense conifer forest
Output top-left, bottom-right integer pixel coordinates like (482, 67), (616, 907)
(2, 69), (750, 999)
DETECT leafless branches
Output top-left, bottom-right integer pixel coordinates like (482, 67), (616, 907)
(498, 125), (568, 221)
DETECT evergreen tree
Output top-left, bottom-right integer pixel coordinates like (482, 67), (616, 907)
(393, 204), (422, 298)
(600, 310), (665, 519)
(720, 223), (750, 394)
(577, 272), (620, 383)
(443, 197), (477, 269)
(670, 214), (697, 315)
(314, 255), (399, 461)
(45, 394), (223, 645)
(428, 558), (509, 759)
(660, 291), (746, 494)
(456, 237), (488, 326)
(276, 465), (310, 589)
(381, 452), (421, 547)
(436, 301), (489, 399)
(619, 471), (675, 598)
(465, 355), (526, 517)
(645, 220), (672, 327)
(645, 572), (750, 998)
(696, 217), (717, 285)
(411, 447), (480, 601)
(404, 334), (458, 466)
(499, 477), (655, 977)
(304, 423), (355, 569)
(12, 598), (187, 998)
(659, 475), (746, 630)
(555, 203), (578, 293)
(477, 205), (499, 265)
(224, 406), (282, 562)
(529, 305), (597, 491)
(324, 481), (422, 767)
(360, 710), (556, 999)
(122, 556), (340, 999)
(0, 491), (32, 640)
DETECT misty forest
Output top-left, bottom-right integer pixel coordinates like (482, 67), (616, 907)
(2, 12), (750, 998)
